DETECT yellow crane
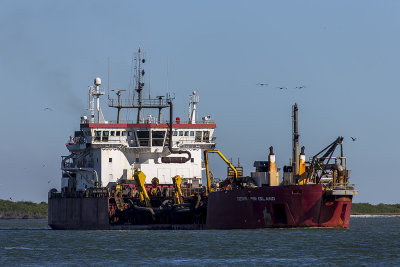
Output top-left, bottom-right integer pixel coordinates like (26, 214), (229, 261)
(203, 150), (238, 194)
(172, 175), (184, 204)
(133, 170), (151, 207)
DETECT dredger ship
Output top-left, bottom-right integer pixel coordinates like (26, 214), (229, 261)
(48, 50), (358, 230)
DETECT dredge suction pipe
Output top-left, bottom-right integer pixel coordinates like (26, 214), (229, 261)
(161, 100), (191, 163)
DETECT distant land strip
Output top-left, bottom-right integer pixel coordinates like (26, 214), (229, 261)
(1, 199), (400, 219)
(351, 203), (400, 215)
(0, 199), (47, 219)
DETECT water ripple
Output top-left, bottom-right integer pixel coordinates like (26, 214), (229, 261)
(0, 218), (399, 266)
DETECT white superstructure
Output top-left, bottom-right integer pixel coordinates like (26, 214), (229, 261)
(61, 52), (216, 192)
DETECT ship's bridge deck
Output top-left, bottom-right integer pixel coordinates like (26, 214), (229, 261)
(67, 122), (216, 151)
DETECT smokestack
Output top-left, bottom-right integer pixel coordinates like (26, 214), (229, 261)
(299, 146), (306, 175)
(292, 103), (299, 176)
(268, 146), (279, 186)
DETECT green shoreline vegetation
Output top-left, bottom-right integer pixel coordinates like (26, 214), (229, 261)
(1, 199), (400, 219)
(351, 203), (400, 215)
(0, 199), (47, 219)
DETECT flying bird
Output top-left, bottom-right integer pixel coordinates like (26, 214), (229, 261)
(257, 83), (269, 86)
(296, 86), (306, 89)
(351, 137), (357, 141)
(48, 180), (51, 184)
(276, 86), (287, 90)
(44, 107), (53, 111)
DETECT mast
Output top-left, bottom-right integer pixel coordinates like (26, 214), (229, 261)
(111, 89), (126, 123)
(108, 47), (173, 123)
(89, 77), (105, 123)
(157, 96), (164, 123)
(189, 91), (199, 124)
(136, 48), (144, 123)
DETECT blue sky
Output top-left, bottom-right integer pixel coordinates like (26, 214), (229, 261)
(1, 1), (399, 203)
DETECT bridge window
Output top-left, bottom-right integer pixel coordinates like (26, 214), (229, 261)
(110, 131), (115, 136)
(128, 131), (132, 137)
(195, 131), (202, 142)
(137, 130), (150, 146)
(173, 131), (178, 136)
(94, 131), (101, 142)
(103, 131), (109, 141)
(116, 131), (121, 136)
(184, 131), (189, 136)
(179, 131), (184, 136)
(203, 131), (210, 142)
(190, 131), (194, 136)
(152, 131), (166, 146)
(122, 131), (127, 136)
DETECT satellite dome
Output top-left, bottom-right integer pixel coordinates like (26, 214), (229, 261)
(94, 77), (102, 86)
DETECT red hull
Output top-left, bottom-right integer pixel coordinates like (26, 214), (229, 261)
(49, 184), (352, 230)
(206, 184), (352, 229)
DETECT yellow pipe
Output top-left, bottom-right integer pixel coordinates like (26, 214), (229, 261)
(205, 151), (211, 193)
(204, 150), (238, 193)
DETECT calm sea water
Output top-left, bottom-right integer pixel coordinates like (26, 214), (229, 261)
(1, 217), (400, 266)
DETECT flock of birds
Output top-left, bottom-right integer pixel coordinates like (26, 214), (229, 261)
(256, 83), (306, 90)
(256, 82), (358, 142)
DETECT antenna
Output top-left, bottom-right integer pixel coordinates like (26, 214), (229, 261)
(107, 47), (172, 124)
(166, 57), (169, 96)
(107, 57), (110, 99)
(148, 72), (151, 99)
(135, 47), (145, 123)
(111, 89), (126, 123)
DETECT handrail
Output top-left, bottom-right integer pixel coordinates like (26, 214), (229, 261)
(108, 97), (170, 107)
